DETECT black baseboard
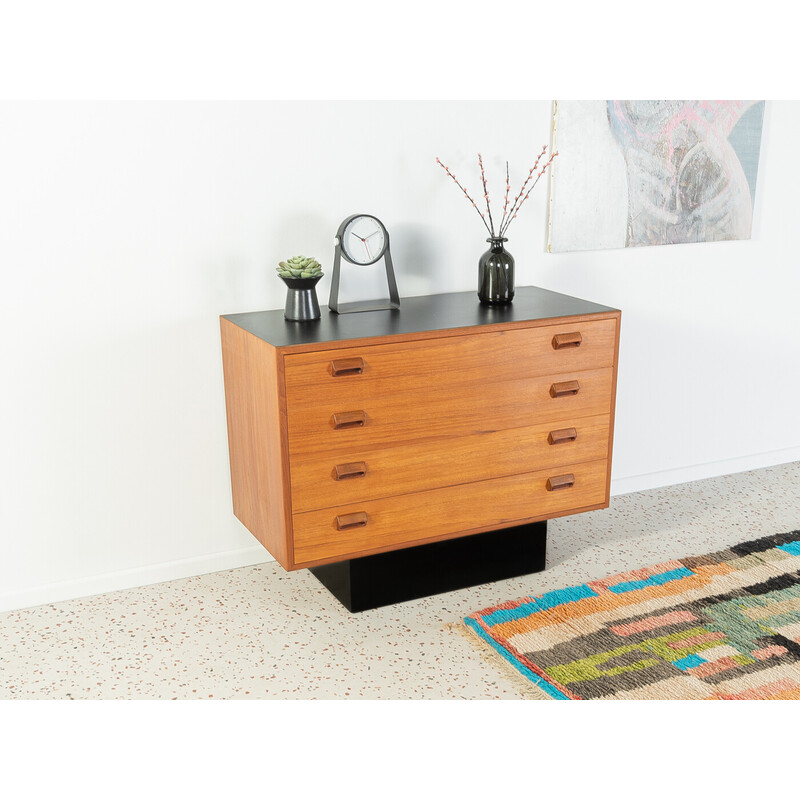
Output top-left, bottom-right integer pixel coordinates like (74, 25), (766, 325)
(309, 521), (547, 612)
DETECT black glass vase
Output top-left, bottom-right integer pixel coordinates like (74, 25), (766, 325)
(478, 237), (515, 305)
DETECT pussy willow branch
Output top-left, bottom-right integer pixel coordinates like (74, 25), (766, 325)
(478, 153), (496, 237)
(499, 149), (558, 237)
(437, 147), (558, 239)
(498, 161), (511, 235)
(435, 157), (493, 235)
(500, 145), (547, 236)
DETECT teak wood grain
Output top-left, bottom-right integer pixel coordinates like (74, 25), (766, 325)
(289, 414), (611, 512)
(291, 459), (609, 566)
(219, 303), (621, 571)
(220, 317), (293, 569)
(283, 318), (617, 403)
(286, 367), (614, 456)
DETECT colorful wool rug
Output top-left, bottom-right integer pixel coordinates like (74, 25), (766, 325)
(464, 531), (800, 700)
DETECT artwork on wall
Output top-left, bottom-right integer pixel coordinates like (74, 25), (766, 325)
(547, 100), (766, 253)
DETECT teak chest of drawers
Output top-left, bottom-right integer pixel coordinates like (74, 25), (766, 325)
(220, 287), (620, 610)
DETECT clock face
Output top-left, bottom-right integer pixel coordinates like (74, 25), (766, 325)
(340, 215), (387, 265)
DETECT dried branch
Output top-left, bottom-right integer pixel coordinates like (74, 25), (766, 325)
(435, 157), (493, 235)
(498, 160), (511, 235)
(499, 149), (558, 237)
(499, 145), (547, 236)
(437, 146), (558, 240)
(478, 153), (495, 237)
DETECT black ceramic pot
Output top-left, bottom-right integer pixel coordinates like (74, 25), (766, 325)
(280, 275), (322, 321)
(478, 237), (514, 305)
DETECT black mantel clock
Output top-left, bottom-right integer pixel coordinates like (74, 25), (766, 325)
(328, 213), (400, 314)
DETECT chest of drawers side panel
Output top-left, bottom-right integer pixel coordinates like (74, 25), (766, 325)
(605, 311), (622, 501)
(220, 317), (293, 569)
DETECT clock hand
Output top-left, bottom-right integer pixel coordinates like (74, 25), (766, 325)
(351, 231), (364, 240)
(365, 230), (382, 240)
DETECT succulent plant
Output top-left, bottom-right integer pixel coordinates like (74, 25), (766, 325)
(276, 255), (323, 279)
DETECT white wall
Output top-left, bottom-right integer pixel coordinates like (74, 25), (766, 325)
(1, 101), (798, 612)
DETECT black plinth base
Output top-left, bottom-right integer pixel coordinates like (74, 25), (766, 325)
(308, 521), (547, 613)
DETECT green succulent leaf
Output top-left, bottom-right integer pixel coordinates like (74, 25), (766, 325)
(279, 255), (323, 278)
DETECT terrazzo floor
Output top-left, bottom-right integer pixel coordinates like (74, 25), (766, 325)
(1, 462), (798, 699)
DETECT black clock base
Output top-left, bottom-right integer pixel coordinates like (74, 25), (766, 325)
(308, 521), (547, 613)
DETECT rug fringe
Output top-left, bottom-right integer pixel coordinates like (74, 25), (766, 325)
(447, 621), (554, 700)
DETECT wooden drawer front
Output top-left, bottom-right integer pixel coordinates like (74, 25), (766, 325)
(287, 367), (614, 456)
(283, 318), (617, 408)
(292, 459), (609, 565)
(289, 414), (610, 512)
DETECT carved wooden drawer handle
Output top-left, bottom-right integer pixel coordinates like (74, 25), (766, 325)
(553, 332), (582, 349)
(548, 427), (578, 445)
(550, 380), (580, 398)
(336, 511), (368, 530)
(334, 461), (367, 481)
(331, 410), (367, 429)
(330, 357), (365, 376)
(547, 473), (575, 491)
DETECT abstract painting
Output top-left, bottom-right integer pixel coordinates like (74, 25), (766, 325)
(547, 100), (765, 252)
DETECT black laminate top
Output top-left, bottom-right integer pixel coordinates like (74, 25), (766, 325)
(222, 286), (618, 348)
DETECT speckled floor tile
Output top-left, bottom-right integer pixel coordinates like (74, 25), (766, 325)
(1, 462), (798, 699)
